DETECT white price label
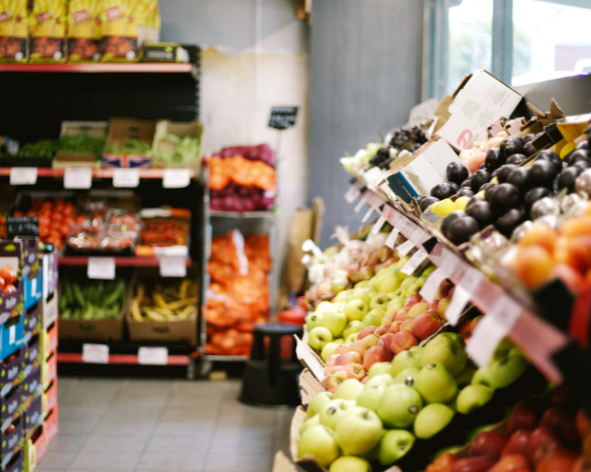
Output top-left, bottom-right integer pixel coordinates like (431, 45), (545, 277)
(344, 185), (361, 203)
(87, 257), (115, 280)
(445, 285), (470, 325)
(419, 267), (447, 303)
(82, 344), (109, 364)
(8, 325), (15, 345)
(401, 248), (429, 276)
(397, 240), (415, 257)
(64, 167), (92, 189)
(163, 169), (191, 188)
(385, 228), (399, 249)
(138, 347), (168, 365)
(159, 256), (187, 278)
(113, 168), (140, 188)
(354, 196), (367, 213)
(10, 167), (37, 185)
(467, 298), (522, 367)
(361, 206), (375, 224)
(370, 215), (387, 236)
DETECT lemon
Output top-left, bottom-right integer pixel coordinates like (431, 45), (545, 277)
(454, 197), (471, 211)
(431, 199), (457, 217)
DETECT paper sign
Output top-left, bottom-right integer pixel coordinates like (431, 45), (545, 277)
(87, 257), (115, 280)
(445, 269), (484, 325)
(467, 298), (522, 367)
(420, 267), (447, 303)
(159, 256), (187, 277)
(10, 167), (37, 185)
(8, 325), (15, 345)
(354, 196), (367, 213)
(113, 168), (140, 188)
(397, 240), (415, 257)
(138, 347), (168, 365)
(344, 183), (362, 203)
(82, 344), (109, 364)
(163, 169), (191, 188)
(370, 215), (387, 236)
(361, 206), (375, 224)
(401, 248), (429, 276)
(385, 228), (399, 249)
(64, 167), (92, 189)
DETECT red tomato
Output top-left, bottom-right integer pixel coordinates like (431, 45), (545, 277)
(50, 221), (61, 231)
(26, 210), (38, 217)
(49, 230), (62, 241)
(60, 224), (70, 237)
(38, 216), (50, 227)
(63, 216), (74, 227)
(2, 284), (15, 295)
(0, 267), (17, 285)
(39, 226), (49, 238)
(0, 276), (4, 289)
(75, 216), (85, 224)
(52, 213), (63, 222)
(12, 211), (23, 217)
(63, 204), (75, 216)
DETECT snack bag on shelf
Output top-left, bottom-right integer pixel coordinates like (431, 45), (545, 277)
(100, 0), (139, 62)
(0, 0), (28, 63)
(67, 0), (102, 62)
(29, 0), (67, 63)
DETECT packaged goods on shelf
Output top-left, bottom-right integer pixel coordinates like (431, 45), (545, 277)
(135, 207), (190, 256)
(66, 0), (102, 63)
(140, 42), (187, 63)
(100, 0), (140, 62)
(28, 0), (67, 63)
(204, 229), (271, 356)
(101, 118), (154, 168)
(151, 120), (203, 169)
(0, 0), (28, 63)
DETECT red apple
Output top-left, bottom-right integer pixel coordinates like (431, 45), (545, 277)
(435, 280), (453, 299)
(361, 376), (369, 384)
(488, 454), (529, 472)
(540, 407), (580, 445)
(571, 457), (591, 472)
(350, 340), (367, 357)
(382, 312), (396, 326)
(404, 294), (423, 307)
(427, 452), (457, 472)
(438, 296), (452, 320)
(327, 365), (347, 375)
(324, 353), (340, 375)
(427, 300), (439, 313)
(400, 318), (413, 332)
(537, 449), (578, 472)
(395, 307), (410, 321)
(576, 409), (591, 439)
(335, 351), (362, 366)
(451, 456), (496, 472)
(411, 312), (444, 340)
(342, 363), (366, 381)
(388, 321), (402, 333)
(360, 333), (379, 352)
(391, 330), (419, 354)
(327, 370), (355, 389)
(528, 427), (561, 467)
(469, 431), (508, 459)
(334, 344), (352, 355)
(378, 333), (397, 352)
(502, 430), (531, 458)
(358, 326), (377, 340)
(364, 345), (394, 371)
(508, 398), (543, 433)
(327, 385), (338, 394)
(374, 325), (390, 337)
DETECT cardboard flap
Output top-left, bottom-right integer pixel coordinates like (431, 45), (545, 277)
(295, 335), (325, 380)
(299, 369), (325, 405)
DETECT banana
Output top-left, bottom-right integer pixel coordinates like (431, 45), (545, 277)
(137, 284), (145, 302)
(175, 305), (194, 320)
(145, 310), (167, 322)
(167, 298), (197, 311)
(130, 298), (143, 322)
(153, 307), (175, 317)
(153, 293), (169, 309)
(179, 279), (191, 299)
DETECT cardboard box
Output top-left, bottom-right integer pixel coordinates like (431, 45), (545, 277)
(22, 335), (40, 381)
(23, 303), (40, 345)
(42, 406), (58, 445)
(23, 272), (42, 313)
(40, 354), (56, 391)
(101, 118), (155, 168)
(1, 416), (23, 470)
(21, 363), (41, 406)
(438, 70), (522, 150)
(25, 425), (46, 471)
(0, 349), (23, 398)
(0, 281), (23, 328)
(151, 120), (204, 170)
(40, 293), (57, 331)
(40, 324), (57, 362)
(23, 398), (41, 437)
(0, 385), (22, 434)
(56, 121), (108, 163)
(40, 250), (58, 301)
(42, 380), (56, 417)
(0, 315), (25, 361)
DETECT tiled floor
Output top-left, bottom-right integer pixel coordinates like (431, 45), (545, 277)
(37, 377), (294, 472)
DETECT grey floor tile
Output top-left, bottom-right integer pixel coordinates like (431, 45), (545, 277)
(204, 453), (272, 472)
(152, 419), (216, 436)
(99, 406), (164, 421)
(212, 424), (274, 441)
(275, 409), (295, 439)
(37, 452), (76, 469)
(58, 419), (98, 435)
(274, 437), (292, 457)
(69, 452), (141, 470)
(46, 433), (88, 452)
(144, 434), (212, 453)
(160, 407), (219, 421)
(167, 395), (222, 409)
(92, 418), (157, 436)
(209, 436), (274, 454)
(81, 433), (149, 452)
(136, 452), (207, 471)
(58, 406), (106, 422)
(57, 393), (115, 408)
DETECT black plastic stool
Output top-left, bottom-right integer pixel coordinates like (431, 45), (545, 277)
(239, 322), (304, 408)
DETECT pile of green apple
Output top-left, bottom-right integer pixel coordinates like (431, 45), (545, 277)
(297, 333), (529, 471)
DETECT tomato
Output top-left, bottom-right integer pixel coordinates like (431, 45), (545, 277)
(49, 230), (61, 241)
(50, 221), (61, 231)
(12, 211), (23, 217)
(75, 215), (86, 224)
(38, 216), (50, 227)
(52, 212), (63, 222)
(63, 216), (74, 227)
(2, 284), (16, 295)
(63, 204), (75, 216)
(60, 224), (70, 237)
(0, 267), (17, 285)
(39, 226), (49, 238)
(26, 210), (38, 217)
(0, 276), (4, 289)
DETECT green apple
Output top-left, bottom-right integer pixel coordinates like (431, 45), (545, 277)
(370, 294), (392, 311)
(456, 384), (494, 414)
(306, 313), (324, 332)
(345, 333), (359, 343)
(379, 277), (401, 294)
(378, 429), (415, 465)
(368, 362), (391, 379)
(335, 378), (364, 401)
(356, 385), (384, 413)
(414, 363), (458, 403)
(365, 373), (394, 388)
(377, 384), (423, 428)
(334, 290), (353, 303)
(307, 391), (334, 418)
(344, 300), (369, 321)
(393, 367), (420, 387)
(329, 456), (372, 472)
(407, 302), (429, 318)
(335, 407), (383, 455)
(393, 256), (411, 268)
(390, 347), (423, 377)
(321, 342), (341, 362)
(362, 309), (385, 328)
(405, 284), (421, 297)
(298, 424), (341, 467)
(445, 393), (459, 413)
(454, 366), (476, 387)
(400, 277), (418, 290)
(319, 399), (355, 430)
(421, 265), (437, 277)
(390, 288), (404, 299)
(308, 327), (333, 351)
(300, 414), (320, 435)
(316, 301), (334, 312)
(421, 333), (467, 375)
(414, 403), (454, 439)
(471, 366), (494, 388)
(321, 310), (348, 337)
(386, 297), (405, 313)
(489, 354), (528, 388)
(351, 288), (371, 305)
(355, 281), (369, 289)
(342, 320), (364, 339)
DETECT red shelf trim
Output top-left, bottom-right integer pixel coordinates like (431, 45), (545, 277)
(0, 168), (195, 179)
(57, 352), (190, 365)
(0, 63), (192, 73)
(58, 256), (192, 267)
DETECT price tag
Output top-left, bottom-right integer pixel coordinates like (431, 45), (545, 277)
(159, 256), (187, 277)
(163, 169), (191, 188)
(370, 214), (387, 236)
(87, 257), (115, 280)
(82, 344), (109, 364)
(113, 168), (140, 188)
(354, 196), (367, 213)
(64, 167), (92, 189)
(385, 228), (399, 249)
(10, 167), (37, 185)
(397, 240), (415, 257)
(8, 325), (15, 345)
(419, 267), (447, 303)
(138, 347), (168, 365)
(467, 298), (522, 367)
(401, 248), (429, 276)
(361, 206), (376, 224)
(344, 185), (361, 203)
(445, 269), (484, 325)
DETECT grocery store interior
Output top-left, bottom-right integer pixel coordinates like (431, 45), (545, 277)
(1, 0), (591, 471)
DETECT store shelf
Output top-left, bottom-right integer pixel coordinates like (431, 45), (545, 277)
(209, 210), (275, 218)
(57, 256), (193, 267)
(204, 354), (249, 362)
(0, 168), (196, 179)
(0, 63), (193, 73)
(57, 352), (191, 365)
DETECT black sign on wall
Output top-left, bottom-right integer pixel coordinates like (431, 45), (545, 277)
(7, 217), (39, 239)
(269, 107), (298, 130)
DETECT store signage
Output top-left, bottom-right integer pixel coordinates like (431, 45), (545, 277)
(10, 167), (37, 185)
(87, 257), (115, 280)
(82, 344), (109, 364)
(6, 217), (39, 238)
(64, 167), (92, 189)
(268, 106), (298, 130)
(159, 256), (187, 278)
(163, 169), (191, 188)
(384, 228), (399, 249)
(138, 347), (168, 365)
(113, 168), (140, 188)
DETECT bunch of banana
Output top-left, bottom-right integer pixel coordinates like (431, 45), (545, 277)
(130, 279), (197, 322)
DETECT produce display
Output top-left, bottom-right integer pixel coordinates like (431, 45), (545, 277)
(57, 134), (107, 160)
(154, 134), (201, 164)
(104, 139), (152, 155)
(130, 278), (196, 322)
(204, 230), (271, 356)
(59, 276), (128, 320)
(136, 208), (190, 255)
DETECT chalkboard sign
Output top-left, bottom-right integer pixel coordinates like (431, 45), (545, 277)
(7, 217), (39, 238)
(269, 107), (298, 130)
